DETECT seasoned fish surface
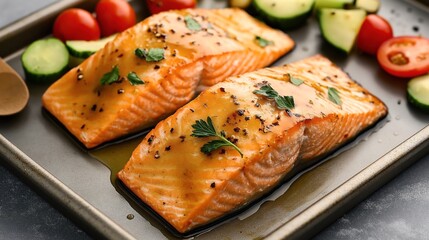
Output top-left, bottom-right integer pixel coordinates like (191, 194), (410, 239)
(118, 55), (388, 233)
(42, 8), (294, 148)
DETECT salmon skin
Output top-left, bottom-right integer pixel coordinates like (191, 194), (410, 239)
(118, 55), (388, 234)
(41, 8), (294, 149)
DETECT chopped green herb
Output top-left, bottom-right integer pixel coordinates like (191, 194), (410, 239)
(185, 15), (201, 31)
(100, 65), (120, 85)
(275, 95), (295, 109)
(134, 48), (165, 62)
(127, 72), (144, 85)
(288, 74), (304, 86)
(328, 87), (342, 105)
(253, 84), (295, 110)
(191, 117), (243, 157)
(255, 36), (273, 48)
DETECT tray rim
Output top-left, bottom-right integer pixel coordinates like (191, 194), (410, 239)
(1, 1), (429, 239)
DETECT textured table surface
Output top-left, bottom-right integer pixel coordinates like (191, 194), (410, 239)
(1, 0), (429, 239)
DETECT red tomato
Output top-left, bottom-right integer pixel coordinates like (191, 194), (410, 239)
(146, 0), (196, 15)
(53, 8), (100, 41)
(96, 0), (137, 37)
(377, 36), (429, 78)
(357, 14), (393, 55)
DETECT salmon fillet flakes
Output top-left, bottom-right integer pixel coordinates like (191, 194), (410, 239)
(118, 55), (388, 233)
(42, 8), (294, 148)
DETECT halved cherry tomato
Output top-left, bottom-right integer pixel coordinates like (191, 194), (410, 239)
(357, 14), (393, 55)
(377, 36), (429, 78)
(53, 8), (100, 41)
(96, 0), (137, 37)
(145, 0), (197, 15)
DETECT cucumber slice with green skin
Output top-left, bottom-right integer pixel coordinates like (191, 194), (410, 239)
(314, 0), (354, 9)
(21, 38), (69, 84)
(355, 0), (380, 13)
(66, 34), (116, 58)
(253, 0), (315, 30)
(318, 8), (366, 53)
(407, 74), (429, 112)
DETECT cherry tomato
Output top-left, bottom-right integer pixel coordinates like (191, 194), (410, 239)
(53, 8), (100, 41)
(96, 0), (137, 37)
(357, 14), (393, 55)
(377, 36), (429, 78)
(146, 0), (197, 15)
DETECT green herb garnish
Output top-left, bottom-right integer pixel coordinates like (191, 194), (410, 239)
(127, 72), (144, 85)
(288, 74), (304, 86)
(255, 36), (273, 48)
(191, 117), (243, 157)
(253, 85), (295, 110)
(328, 87), (342, 105)
(135, 48), (165, 62)
(185, 15), (201, 31)
(100, 65), (120, 85)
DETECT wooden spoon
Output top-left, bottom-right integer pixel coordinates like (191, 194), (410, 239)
(0, 58), (29, 116)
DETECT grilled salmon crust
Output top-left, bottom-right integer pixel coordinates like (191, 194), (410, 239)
(41, 8), (294, 148)
(118, 55), (388, 233)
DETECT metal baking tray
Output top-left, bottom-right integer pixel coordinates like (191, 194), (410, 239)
(1, 0), (429, 239)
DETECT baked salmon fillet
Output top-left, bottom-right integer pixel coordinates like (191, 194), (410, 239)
(118, 55), (387, 233)
(42, 8), (294, 148)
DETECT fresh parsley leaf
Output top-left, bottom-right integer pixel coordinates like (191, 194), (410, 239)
(191, 117), (243, 157)
(134, 48), (165, 62)
(328, 87), (342, 105)
(253, 84), (295, 110)
(288, 74), (304, 86)
(100, 65), (120, 85)
(127, 72), (144, 85)
(185, 15), (201, 31)
(255, 36), (273, 48)
(201, 140), (231, 155)
(253, 85), (278, 98)
(274, 95), (295, 109)
(191, 117), (217, 138)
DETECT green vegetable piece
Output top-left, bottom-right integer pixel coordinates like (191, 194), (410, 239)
(289, 74), (304, 86)
(191, 117), (243, 157)
(328, 87), (342, 105)
(135, 48), (165, 62)
(127, 72), (144, 85)
(100, 65), (120, 85)
(255, 36), (273, 48)
(185, 15), (201, 31)
(253, 84), (295, 110)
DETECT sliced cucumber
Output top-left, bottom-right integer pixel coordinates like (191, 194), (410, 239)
(355, 0), (380, 13)
(66, 34), (116, 58)
(21, 38), (69, 83)
(253, 0), (315, 29)
(407, 74), (429, 111)
(314, 0), (354, 9)
(318, 8), (366, 53)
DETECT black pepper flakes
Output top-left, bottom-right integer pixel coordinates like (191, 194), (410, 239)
(179, 135), (186, 142)
(165, 146), (171, 151)
(237, 109), (245, 116)
(148, 135), (154, 144)
(234, 127), (240, 133)
(244, 116), (250, 121)
(190, 108), (195, 112)
(91, 104), (97, 111)
(220, 87), (226, 92)
(210, 182), (216, 188)
(80, 124), (85, 129)
(170, 128), (174, 133)
(154, 65), (160, 70)
(117, 89), (125, 94)
(99, 108), (104, 112)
